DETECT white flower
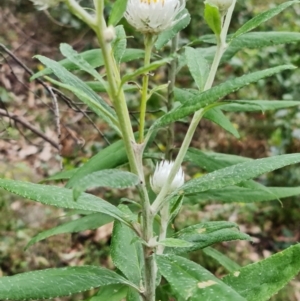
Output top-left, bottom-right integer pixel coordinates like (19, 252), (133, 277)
(30, 0), (60, 10)
(206, 0), (234, 12)
(150, 160), (184, 194)
(125, 0), (186, 34)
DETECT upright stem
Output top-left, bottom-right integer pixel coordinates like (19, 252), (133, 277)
(165, 34), (179, 159)
(151, 2), (236, 215)
(139, 34), (154, 143)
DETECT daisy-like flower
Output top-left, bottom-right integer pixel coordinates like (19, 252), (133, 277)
(125, 0), (186, 34)
(150, 160), (184, 194)
(30, 0), (60, 10)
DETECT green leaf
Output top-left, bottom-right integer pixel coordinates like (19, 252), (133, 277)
(111, 221), (144, 285)
(223, 243), (300, 301)
(232, 1), (300, 39)
(156, 254), (246, 301)
(155, 9), (191, 50)
(188, 186), (300, 204)
(66, 139), (128, 188)
(172, 221), (250, 254)
(151, 65), (296, 130)
(121, 57), (173, 85)
(73, 169), (139, 201)
(204, 2), (222, 36)
(109, 0), (128, 26)
(159, 238), (194, 248)
(87, 81), (137, 93)
(185, 47), (210, 91)
(203, 247), (241, 273)
(34, 55), (120, 134)
(31, 48), (146, 79)
(112, 25), (127, 64)
(204, 108), (240, 138)
(60, 43), (104, 83)
(0, 266), (136, 300)
(91, 284), (128, 301)
(44, 168), (78, 181)
(0, 179), (129, 224)
(26, 213), (113, 249)
(174, 154), (300, 198)
(221, 100), (300, 112)
(185, 148), (251, 172)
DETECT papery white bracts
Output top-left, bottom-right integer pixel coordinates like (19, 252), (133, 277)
(30, 0), (59, 10)
(125, 0), (186, 34)
(150, 160), (184, 194)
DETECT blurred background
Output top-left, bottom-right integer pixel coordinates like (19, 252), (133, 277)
(1, 0), (300, 300)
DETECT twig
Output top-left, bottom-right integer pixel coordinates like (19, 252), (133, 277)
(0, 108), (59, 149)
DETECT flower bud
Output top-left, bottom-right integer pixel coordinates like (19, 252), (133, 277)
(104, 26), (116, 43)
(30, 0), (60, 10)
(150, 160), (184, 194)
(206, 0), (233, 13)
(125, 0), (186, 34)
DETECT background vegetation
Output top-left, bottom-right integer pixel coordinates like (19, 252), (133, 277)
(1, 0), (300, 300)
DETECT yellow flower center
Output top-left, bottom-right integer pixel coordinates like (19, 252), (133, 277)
(140, 0), (165, 5)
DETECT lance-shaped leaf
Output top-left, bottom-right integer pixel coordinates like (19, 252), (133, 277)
(151, 65), (295, 130)
(73, 169), (139, 201)
(90, 284), (128, 301)
(26, 213), (113, 249)
(232, 1), (300, 39)
(156, 254), (246, 301)
(170, 221), (250, 254)
(31, 48), (146, 79)
(223, 243), (300, 301)
(204, 2), (222, 36)
(111, 221), (144, 285)
(112, 25), (127, 64)
(109, 0), (128, 26)
(169, 153), (300, 198)
(0, 179), (129, 225)
(67, 139), (128, 188)
(0, 266), (137, 300)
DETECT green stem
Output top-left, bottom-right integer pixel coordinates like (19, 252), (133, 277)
(151, 1), (237, 215)
(139, 34), (154, 143)
(165, 34), (179, 159)
(157, 202), (170, 255)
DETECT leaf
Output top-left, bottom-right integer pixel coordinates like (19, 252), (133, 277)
(203, 247), (241, 273)
(73, 169), (139, 201)
(223, 243), (300, 301)
(171, 221), (250, 254)
(91, 284), (128, 301)
(185, 47), (210, 91)
(31, 48), (146, 79)
(34, 56), (120, 134)
(221, 100), (300, 112)
(59, 43), (104, 83)
(232, 1), (300, 39)
(109, 0), (128, 26)
(0, 266), (136, 300)
(156, 254), (247, 301)
(187, 186), (300, 204)
(159, 238), (194, 248)
(26, 213), (113, 249)
(204, 108), (240, 138)
(204, 2), (222, 36)
(155, 9), (191, 50)
(170, 153), (300, 198)
(151, 65), (296, 130)
(112, 25), (127, 64)
(0, 179), (129, 224)
(111, 221), (144, 285)
(44, 168), (78, 181)
(66, 139), (128, 188)
(87, 81), (137, 93)
(121, 57), (173, 85)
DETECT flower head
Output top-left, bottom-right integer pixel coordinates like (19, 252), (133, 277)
(206, 0), (234, 13)
(125, 0), (186, 34)
(150, 160), (184, 194)
(30, 0), (60, 10)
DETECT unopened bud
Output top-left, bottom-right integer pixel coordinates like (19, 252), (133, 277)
(104, 26), (116, 43)
(150, 160), (184, 195)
